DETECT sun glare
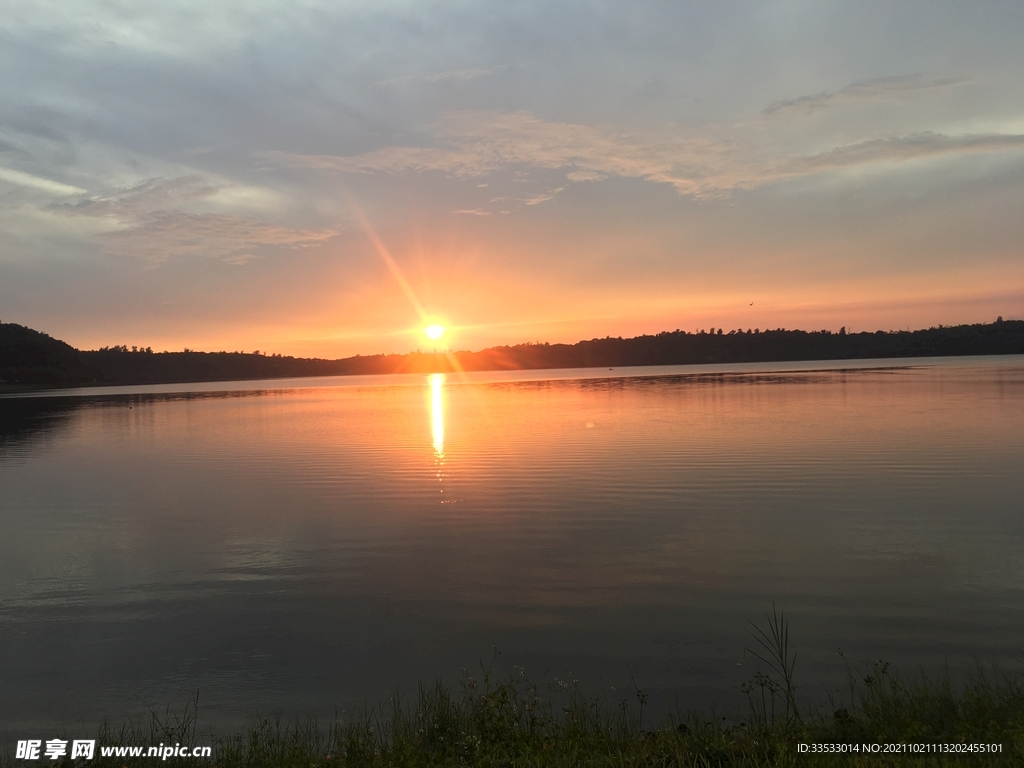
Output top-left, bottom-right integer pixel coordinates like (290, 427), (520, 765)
(423, 324), (446, 341)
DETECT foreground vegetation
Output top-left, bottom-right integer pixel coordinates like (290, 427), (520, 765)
(9, 611), (1024, 767)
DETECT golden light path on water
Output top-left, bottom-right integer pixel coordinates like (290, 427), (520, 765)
(428, 373), (446, 500)
(429, 373), (445, 456)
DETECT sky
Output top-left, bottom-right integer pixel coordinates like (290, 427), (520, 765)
(1, 0), (1023, 357)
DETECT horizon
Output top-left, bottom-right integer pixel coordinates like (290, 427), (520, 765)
(81, 314), (1024, 358)
(2, 3), (1023, 356)
(7, 315), (1020, 359)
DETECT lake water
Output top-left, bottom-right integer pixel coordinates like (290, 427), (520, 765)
(2, 356), (1024, 736)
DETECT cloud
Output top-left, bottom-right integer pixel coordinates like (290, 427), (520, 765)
(764, 74), (969, 116)
(66, 176), (219, 219)
(52, 176), (336, 264)
(777, 132), (1024, 176)
(566, 170), (604, 182)
(0, 166), (86, 196)
(261, 111), (740, 197)
(524, 187), (563, 205)
(99, 212), (337, 264)
(261, 112), (1024, 198)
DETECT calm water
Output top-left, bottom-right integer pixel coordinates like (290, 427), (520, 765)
(2, 356), (1024, 735)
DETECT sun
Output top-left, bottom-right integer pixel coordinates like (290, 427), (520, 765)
(423, 324), (446, 341)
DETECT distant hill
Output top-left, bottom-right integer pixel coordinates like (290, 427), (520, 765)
(2, 319), (1023, 390)
(0, 323), (101, 387)
(448, 320), (1024, 371)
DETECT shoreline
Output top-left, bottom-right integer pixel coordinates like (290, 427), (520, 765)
(3, 351), (1022, 400)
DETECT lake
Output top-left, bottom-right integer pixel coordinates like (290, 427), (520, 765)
(2, 356), (1023, 737)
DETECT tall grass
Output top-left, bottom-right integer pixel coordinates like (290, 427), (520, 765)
(9, 614), (1024, 767)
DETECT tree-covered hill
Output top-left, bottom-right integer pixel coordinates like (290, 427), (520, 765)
(454, 320), (1024, 371)
(0, 323), (101, 387)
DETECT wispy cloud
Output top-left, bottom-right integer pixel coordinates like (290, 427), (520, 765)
(524, 187), (563, 205)
(66, 176), (219, 219)
(0, 166), (86, 196)
(763, 74), (969, 116)
(261, 111), (1024, 198)
(566, 170), (603, 182)
(261, 111), (739, 197)
(99, 212), (337, 265)
(777, 132), (1024, 174)
(55, 176), (336, 264)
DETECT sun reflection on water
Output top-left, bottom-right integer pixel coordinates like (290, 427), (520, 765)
(429, 373), (445, 457)
(428, 374), (447, 500)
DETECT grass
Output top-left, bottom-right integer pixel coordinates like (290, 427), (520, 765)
(9, 610), (1024, 767)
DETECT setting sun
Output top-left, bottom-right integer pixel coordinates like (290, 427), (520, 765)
(423, 324), (446, 341)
